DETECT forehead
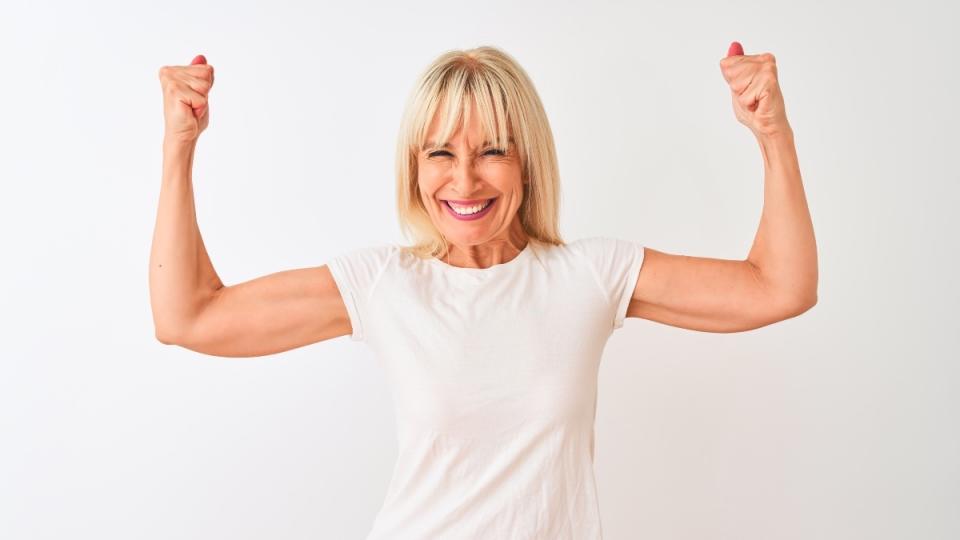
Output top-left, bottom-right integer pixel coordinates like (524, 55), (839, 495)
(424, 100), (484, 136)
(421, 101), (512, 150)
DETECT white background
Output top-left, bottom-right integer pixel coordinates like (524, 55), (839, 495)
(2, 0), (958, 538)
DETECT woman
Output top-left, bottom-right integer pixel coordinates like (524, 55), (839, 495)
(150, 43), (817, 538)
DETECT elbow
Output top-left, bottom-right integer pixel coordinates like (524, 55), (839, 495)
(804, 290), (818, 310)
(797, 280), (819, 312)
(754, 260), (818, 318)
(155, 326), (178, 345)
(154, 323), (187, 346)
(781, 288), (818, 318)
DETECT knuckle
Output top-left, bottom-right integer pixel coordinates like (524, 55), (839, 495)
(162, 81), (176, 94)
(159, 66), (178, 82)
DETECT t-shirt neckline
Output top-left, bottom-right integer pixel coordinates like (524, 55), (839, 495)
(427, 241), (533, 273)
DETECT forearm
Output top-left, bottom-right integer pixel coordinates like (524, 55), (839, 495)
(149, 138), (224, 340)
(745, 126), (819, 306)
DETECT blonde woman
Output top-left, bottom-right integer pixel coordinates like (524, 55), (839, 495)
(150, 43), (817, 538)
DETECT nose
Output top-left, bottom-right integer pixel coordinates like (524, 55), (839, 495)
(449, 156), (485, 196)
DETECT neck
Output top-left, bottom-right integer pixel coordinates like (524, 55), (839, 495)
(443, 219), (529, 269)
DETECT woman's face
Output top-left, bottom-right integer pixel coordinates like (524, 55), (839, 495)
(416, 105), (525, 248)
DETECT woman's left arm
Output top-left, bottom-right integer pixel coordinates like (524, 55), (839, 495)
(626, 42), (818, 333)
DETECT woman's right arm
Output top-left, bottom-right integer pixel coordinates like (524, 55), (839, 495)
(149, 56), (352, 357)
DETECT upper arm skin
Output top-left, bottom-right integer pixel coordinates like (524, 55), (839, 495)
(165, 265), (352, 357)
(625, 248), (816, 333)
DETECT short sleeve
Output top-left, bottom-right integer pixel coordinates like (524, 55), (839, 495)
(326, 244), (396, 342)
(574, 236), (646, 330)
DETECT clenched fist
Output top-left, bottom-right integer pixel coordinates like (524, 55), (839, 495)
(158, 54), (215, 143)
(719, 41), (789, 138)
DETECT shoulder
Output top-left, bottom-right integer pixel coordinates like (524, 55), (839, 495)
(327, 243), (400, 299)
(564, 236), (646, 329)
(563, 235), (646, 293)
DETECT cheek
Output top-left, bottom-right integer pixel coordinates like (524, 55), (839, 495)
(417, 181), (441, 208)
(486, 164), (523, 189)
(417, 166), (447, 197)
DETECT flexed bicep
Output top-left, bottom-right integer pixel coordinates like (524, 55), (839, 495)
(625, 248), (812, 333)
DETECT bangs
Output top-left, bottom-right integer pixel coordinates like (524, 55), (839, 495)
(413, 66), (513, 153)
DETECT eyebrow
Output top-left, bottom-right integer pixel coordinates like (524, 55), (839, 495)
(422, 137), (515, 151)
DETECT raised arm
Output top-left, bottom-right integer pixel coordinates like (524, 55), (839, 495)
(149, 56), (352, 356)
(626, 43), (818, 333)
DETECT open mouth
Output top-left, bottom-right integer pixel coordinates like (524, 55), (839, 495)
(442, 197), (497, 219)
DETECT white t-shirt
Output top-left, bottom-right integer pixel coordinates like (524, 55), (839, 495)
(327, 236), (646, 539)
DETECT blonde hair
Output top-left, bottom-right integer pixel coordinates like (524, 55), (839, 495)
(395, 46), (565, 260)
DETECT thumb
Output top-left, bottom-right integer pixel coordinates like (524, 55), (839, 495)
(189, 54), (208, 118)
(727, 41), (744, 57)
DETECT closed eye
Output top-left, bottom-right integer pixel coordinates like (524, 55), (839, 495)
(426, 148), (507, 158)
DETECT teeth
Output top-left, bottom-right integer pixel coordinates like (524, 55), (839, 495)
(448, 200), (491, 215)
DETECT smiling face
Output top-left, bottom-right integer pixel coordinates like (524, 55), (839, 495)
(416, 101), (528, 259)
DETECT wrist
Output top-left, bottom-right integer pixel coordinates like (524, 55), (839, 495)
(756, 126), (799, 169)
(163, 135), (197, 152)
(755, 123), (794, 144)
